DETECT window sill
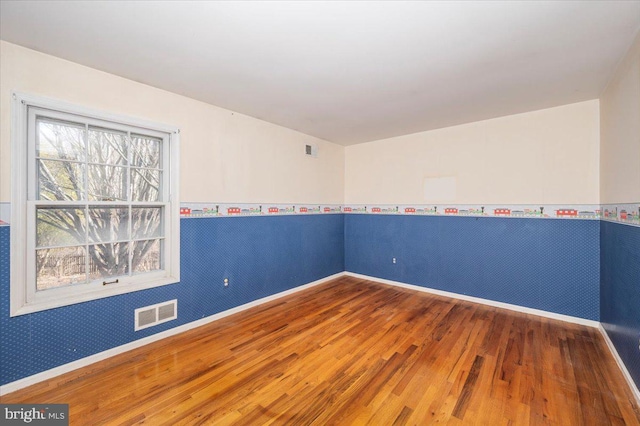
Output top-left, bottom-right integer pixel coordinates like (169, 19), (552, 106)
(10, 276), (180, 317)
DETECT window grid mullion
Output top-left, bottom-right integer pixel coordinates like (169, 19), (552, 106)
(127, 131), (133, 277)
(84, 123), (90, 284)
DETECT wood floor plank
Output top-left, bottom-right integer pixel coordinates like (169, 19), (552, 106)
(2, 277), (639, 425)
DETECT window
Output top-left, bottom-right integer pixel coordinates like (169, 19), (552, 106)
(11, 93), (180, 316)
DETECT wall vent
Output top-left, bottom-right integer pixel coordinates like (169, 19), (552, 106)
(135, 299), (177, 331)
(305, 144), (318, 158)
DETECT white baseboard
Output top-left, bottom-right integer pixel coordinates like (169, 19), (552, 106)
(598, 324), (640, 404)
(345, 272), (601, 328)
(0, 272), (345, 396)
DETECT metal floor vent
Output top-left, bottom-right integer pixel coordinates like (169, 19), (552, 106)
(135, 299), (178, 331)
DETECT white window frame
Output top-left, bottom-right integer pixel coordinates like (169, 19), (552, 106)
(10, 92), (180, 316)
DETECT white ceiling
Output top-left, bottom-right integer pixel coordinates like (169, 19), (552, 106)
(1, 1), (639, 146)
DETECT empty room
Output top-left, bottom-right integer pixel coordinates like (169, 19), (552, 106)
(0, 1), (639, 424)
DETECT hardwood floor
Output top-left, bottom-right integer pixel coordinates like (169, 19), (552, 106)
(2, 276), (639, 425)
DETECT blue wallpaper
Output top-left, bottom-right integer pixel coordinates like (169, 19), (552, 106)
(345, 215), (600, 320)
(600, 221), (640, 389)
(4, 212), (638, 389)
(0, 215), (345, 385)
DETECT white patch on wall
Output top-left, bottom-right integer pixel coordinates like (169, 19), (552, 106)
(135, 299), (177, 331)
(424, 177), (457, 203)
(0, 202), (10, 225)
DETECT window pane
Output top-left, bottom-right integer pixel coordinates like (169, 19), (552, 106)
(88, 165), (127, 201)
(37, 159), (85, 201)
(131, 207), (162, 240)
(88, 242), (129, 281)
(88, 207), (129, 243)
(131, 135), (161, 168)
(89, 128), (127, 165)
(36, 119), (85, 161)
(37, 207), (86, 247)
(131, 168), (161, 201)
(36, 246), (88, 290)
(132, 239), (162, 274)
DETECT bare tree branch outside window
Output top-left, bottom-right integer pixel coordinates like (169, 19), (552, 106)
(35, 119), (164, 290)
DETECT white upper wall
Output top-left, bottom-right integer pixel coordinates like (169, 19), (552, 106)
(345, 100), (600, 205)
(1, 40), (610, 208)
(600, 31), (640, 204)
(0, 41), (345, 204)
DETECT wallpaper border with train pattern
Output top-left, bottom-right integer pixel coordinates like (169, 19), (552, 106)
(1, 202), (638, 227)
